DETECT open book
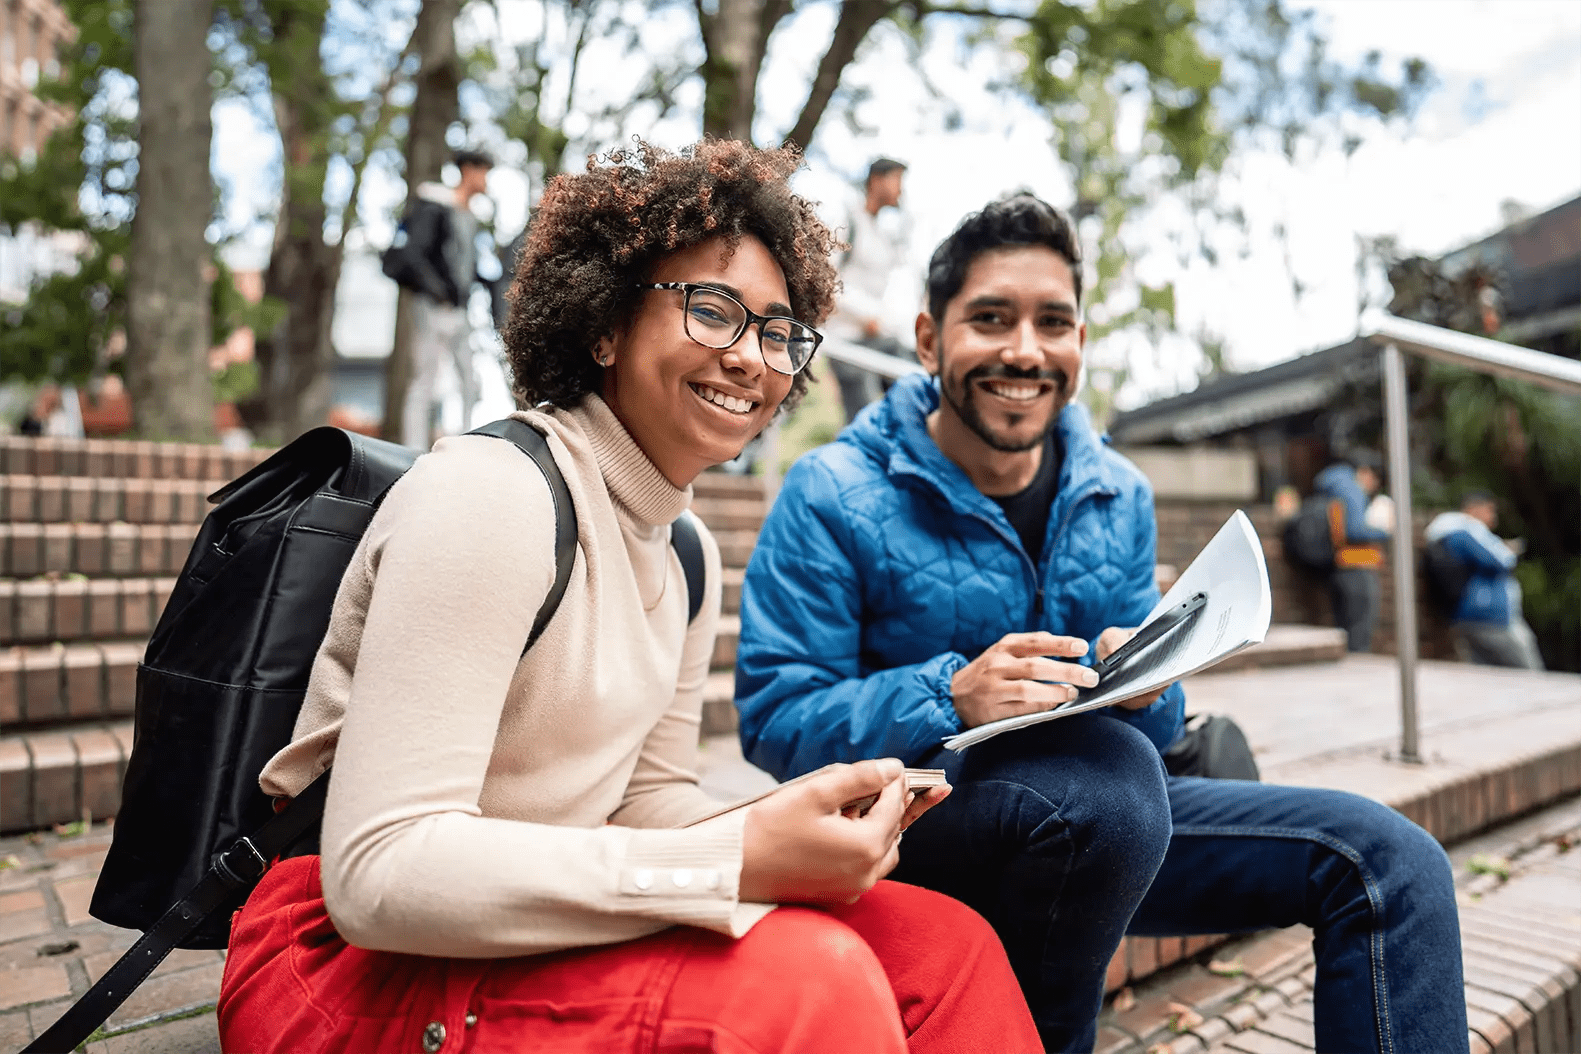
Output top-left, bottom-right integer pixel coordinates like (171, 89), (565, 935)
(943, 510), (1272, 751)
(681, 767), (947, 827)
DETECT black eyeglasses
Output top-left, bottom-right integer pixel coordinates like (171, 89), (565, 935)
(636, 282), (822, 376)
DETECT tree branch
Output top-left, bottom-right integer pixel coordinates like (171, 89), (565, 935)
(341, 26), (419, 241)
(783, 0), (899, 150)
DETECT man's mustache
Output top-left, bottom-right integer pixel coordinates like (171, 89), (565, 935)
(963, 364), (1069, 395)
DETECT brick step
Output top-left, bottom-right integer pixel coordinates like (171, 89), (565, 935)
(720, 566), (743, 615)
(0, 641), (143, 728)
(689, 496), (767, 532)
(1, 475), (217, 524)
(0, 522), (199, 578)
(710, 614), (739, 671)
(0, 435), (266, 481)
(692, 472), (767, 502)
(711, 529), (758, 571)
(1207, 624), (1348, 674)
(0, 577), (174, 646)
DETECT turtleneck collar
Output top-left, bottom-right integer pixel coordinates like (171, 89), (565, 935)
(550, 395), (693, 527)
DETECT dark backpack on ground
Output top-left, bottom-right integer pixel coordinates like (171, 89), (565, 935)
(1282, 495), (1337, 571)
(1420, 537), (1472, 613)
(29, 419), (706, 1053)
(1162, 713), (1261, 782)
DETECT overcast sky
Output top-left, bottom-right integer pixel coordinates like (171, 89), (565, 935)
(213, 0), (1581, 407)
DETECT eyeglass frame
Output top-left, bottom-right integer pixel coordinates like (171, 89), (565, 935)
(634, 282), (823, 376)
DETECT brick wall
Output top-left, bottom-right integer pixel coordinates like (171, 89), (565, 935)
(1155, 500), (1458, 660)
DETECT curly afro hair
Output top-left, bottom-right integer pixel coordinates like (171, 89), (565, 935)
(502, 139), (840, 412)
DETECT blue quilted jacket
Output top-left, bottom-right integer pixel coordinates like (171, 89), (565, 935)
(735, 373), (1186, 780)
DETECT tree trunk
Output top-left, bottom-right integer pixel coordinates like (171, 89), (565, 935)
(783, 1), (893, 151)
(380, 0), (462, 443)
(236, 0), (343, 445)
(126, 0), (215, 442)
(698, 0), (789, 141)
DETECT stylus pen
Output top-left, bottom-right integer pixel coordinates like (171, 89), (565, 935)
(1089, 591), (1208, 682)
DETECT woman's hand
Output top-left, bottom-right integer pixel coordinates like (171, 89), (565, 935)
(738, 759), (950, 906)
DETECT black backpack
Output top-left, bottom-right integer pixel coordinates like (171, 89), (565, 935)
(1282, 495), (1337, 571)
(1420, 537), (1472, 613)
(28, 419), (706, 1053)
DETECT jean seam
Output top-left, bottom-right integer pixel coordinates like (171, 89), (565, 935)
(1171, 824), (1394, 1054)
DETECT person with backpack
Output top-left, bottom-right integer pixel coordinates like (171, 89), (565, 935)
(1424, 492), (1544, 669)
(216, 140), (1041, 1054)
(1312, 453), (1391, 652)
(382, 148), (494, 449)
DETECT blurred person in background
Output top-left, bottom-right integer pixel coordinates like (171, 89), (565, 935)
(1424, 492), (1544, 670)
(382, 148), (495, 449)
(828, 157), (913, 423)
(1313, 453), (1391, 652)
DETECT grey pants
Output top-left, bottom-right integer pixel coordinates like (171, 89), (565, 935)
(1452, 619), (1545, 670)
(1328, 567), (1380, 653)
(403, 298), (476, 450)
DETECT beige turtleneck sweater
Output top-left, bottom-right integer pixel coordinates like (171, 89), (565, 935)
(259, 397), (773, 958)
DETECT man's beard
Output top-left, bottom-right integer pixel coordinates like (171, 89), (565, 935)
(939, 361), (1068, 453)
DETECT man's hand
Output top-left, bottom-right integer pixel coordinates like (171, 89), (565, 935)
(739, 759), (948, 905)
(951, 632), (1099, 729)
(1095, 626), (1168, 711)
(862, 317), (883, 339)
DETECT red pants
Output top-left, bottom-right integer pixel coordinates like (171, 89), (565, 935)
(218, 855), (1042, 1054)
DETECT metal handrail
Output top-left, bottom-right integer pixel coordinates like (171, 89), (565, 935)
(1359, 311), (1582, 395)
(756, 337), (926, 496)
(1358, 312), (1580, 763)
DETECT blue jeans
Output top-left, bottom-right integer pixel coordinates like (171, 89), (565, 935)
(893, 714), (1468, 1054)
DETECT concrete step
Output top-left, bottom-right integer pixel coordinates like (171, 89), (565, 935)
(0, 435), (266, 482)
(1207, 624), (1347, 674)
(710, 528), (759, 570)
(1, 475), (217, 525)
(0, 522), (199, 578)
(0, 641), (143, 728)
(710, 614), (739, 671)
(0, 577), (175, 647)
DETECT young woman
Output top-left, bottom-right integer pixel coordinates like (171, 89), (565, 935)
(216, 140), (1043, 1054)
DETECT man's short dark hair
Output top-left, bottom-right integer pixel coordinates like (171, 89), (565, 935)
(866, 157), (907, 184)
(1460, 490), (1496, 509)
(453, 149), (494, 170)
(925, 194), (1082, 321)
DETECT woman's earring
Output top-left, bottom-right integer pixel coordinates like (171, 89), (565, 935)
(599, 355), (611, 367)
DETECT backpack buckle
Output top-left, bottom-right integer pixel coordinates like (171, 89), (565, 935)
(213, 837), (269, 887)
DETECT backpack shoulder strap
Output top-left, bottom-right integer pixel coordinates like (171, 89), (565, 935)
(670, 509), (706, 624)
(467, 418), (579, 654)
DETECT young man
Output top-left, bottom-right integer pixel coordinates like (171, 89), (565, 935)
(1312, 454), (1392, 652)
(1425, 492), (1544, 669)
(385, 148), (494, 449)
(735, 195), (1469, 1053)
(827, 157), (913, 422)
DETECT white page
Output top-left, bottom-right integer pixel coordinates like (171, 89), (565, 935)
(943, 510), (1272, 751)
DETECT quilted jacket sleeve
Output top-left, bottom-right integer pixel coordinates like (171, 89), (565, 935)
(1095, 481), (1185, 753)
(735, 458), (967, 780)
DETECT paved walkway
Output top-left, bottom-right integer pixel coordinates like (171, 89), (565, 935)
(1, 655), (1576, 1052)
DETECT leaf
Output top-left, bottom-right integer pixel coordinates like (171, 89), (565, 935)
(1207, 957), (1245, 977)
(1467, 854), (1511, 880)
(0, 854), (21, 871)
(53, 820), (88, 838)
(1112, 986), (1136, 1013)
(1167, 1002), (1205, 1033)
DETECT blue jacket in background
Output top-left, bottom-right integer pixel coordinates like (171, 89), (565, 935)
(1313, 463), (1390, 545)
(734, 373), (1185, 781)
(1424, 511), (1520, 625)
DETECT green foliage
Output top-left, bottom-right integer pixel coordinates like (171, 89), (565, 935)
(212, 359), (261, 403)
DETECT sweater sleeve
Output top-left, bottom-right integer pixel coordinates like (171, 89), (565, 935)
(608, 519), (735, 830)
(316, 444), (770, 959)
